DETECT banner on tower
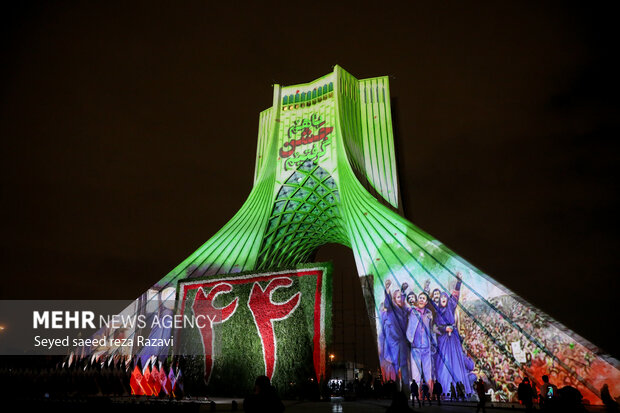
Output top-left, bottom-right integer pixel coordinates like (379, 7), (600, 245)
(174, 263), (332, 396)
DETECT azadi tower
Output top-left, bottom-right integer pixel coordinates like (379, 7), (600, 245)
(109, 66), (617, 403)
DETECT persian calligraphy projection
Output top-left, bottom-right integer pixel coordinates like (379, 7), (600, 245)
(174, 265), (331, 395)
(97, 66), (618, 403)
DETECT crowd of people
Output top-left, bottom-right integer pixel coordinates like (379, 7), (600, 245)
(460, 292), (602, 402)
(378, 272), (476, 397)
(375, 269), (616, 407)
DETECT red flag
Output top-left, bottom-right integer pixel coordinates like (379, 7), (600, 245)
(142, 366), (153, 396)
(150, 365), (162, 396)
(130, 366), (144, 396)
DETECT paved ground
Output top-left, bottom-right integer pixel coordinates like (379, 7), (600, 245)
(207, 397), (606, 412)
(7, 396), (605, 412)
(284, 399), (505, 413)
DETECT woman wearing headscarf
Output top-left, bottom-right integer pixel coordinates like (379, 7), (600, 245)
(433, 272), (475, 394)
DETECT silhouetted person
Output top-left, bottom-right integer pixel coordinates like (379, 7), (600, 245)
(243, 375), (284, 413)
(386, 391), (414, 413)
(601, 383), (619, 412)
(475, 378), (486, 413)
(410, 379), (420, 407)
(539, 375), (558, 411)
(518, 377), (534, 412)
(432, 380), (442, 405)
(558, 385), (586, 413)
(457, 381), (466, 401)
(450, 382), (457, 401)
(421, 380), (431, 406)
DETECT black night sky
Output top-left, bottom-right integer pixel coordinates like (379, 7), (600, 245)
(1, 2), (618, 364)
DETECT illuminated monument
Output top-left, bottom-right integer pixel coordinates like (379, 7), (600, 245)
(109, 66), (617, 402)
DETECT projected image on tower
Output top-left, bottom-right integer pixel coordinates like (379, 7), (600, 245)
(174, 265), (331, 396)
(374, 254), (617, 403)
(97, 66), (618, 404)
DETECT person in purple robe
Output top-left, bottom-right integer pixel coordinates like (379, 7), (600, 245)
(379, 302), (396, 381)
(406, 291), (434, 386)
(427, 285), (442, 378)
(382, 279), (411, 388)
(433, 272), (474, 394)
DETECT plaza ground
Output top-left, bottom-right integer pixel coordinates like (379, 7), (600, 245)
(6, 396), (607, 412)
(207, 396), (604, 412)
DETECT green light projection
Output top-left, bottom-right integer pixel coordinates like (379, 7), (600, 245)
(101, 66), (618, 404)
(256, 162), (348, 269)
